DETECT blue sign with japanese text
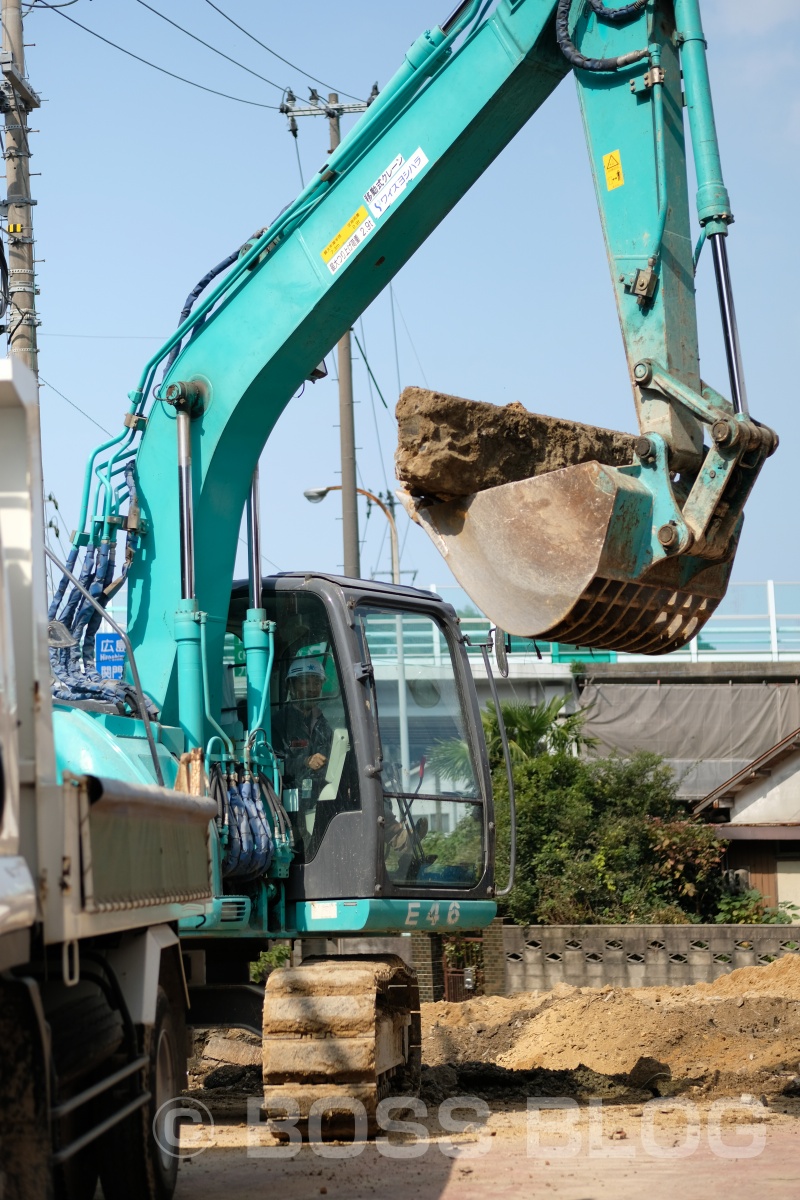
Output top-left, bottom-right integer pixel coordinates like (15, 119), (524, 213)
(95, 633), (126, 681)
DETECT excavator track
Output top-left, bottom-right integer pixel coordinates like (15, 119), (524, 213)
(262, 955), (421, 1134)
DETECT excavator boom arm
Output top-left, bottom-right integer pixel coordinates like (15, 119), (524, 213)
(63, 0), (770, 725)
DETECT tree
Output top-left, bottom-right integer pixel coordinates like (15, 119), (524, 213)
(425, 695), (592, 785)
(493, 750), (729, 926)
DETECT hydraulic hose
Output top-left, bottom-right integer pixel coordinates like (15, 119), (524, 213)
(161, 250), (239, 380)
(556, 0), (648, 72)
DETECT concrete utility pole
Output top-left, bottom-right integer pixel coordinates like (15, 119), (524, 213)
(326, 93), (360, 578)
(281, 85), (378, 579)
(1, 0), (40, 379)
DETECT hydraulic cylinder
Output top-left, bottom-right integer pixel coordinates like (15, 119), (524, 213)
(174, 598), (204, 751)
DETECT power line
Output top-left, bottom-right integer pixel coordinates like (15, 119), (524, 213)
(389, 284), (402, 396)
(392, 289), (429, 387)
(292, 136), (304, 188)
(133, 0), (286, 92)
(351, 329), (388, 409)
(40, 376), (113, 435)
(37, 4), (281, 109)
(237, 533), (280, 573)
(357, 317), (390, 494)
(202, 0), (364, 103)
(40, 332), (167, 340)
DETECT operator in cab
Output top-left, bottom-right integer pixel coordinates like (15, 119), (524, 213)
(277, 657), (332, 803)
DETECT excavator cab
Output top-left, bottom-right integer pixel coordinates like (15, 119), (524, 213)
(227, 573), (494, 910)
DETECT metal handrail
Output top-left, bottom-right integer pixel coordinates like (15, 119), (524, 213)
(44, 546), (164, 786)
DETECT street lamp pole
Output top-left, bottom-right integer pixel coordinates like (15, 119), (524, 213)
(304, 485), (400, 585)
(305, 484), (410, 787)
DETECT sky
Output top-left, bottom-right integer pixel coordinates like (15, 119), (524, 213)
(17, 0), (800, 605)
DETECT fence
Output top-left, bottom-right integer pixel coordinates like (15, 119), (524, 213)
(97, 582), (800, 665)
(431, 582), (800, 664)
(502, 923), (800, 992)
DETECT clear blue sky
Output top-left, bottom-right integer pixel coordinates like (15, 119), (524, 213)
(21, 0), (799, 597)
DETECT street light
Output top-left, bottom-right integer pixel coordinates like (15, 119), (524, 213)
(303, 485), (400, 585)
(305, 483), (410, 786)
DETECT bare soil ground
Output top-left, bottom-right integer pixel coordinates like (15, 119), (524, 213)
(180, 956), (800, 1198)
(420, 953), (800, 1104)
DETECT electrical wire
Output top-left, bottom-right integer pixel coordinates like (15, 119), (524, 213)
(389, 284), (402, 397)
(293, 136), (304, 188)
(40, 376), (113, 436)
(237, 532), (281, 573)
(357, 318), (390, 494)
(36, 4), (281, 109)
(201, 0), (364, 103)
(39, 333), (167, 339)
(0, 237), (9, 320)
(133, 0), (287, 92)
(351, 329), (387, 410)
(391, 290), (429, 387)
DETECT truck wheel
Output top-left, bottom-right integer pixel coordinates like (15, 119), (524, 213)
(97, 987), (184, 1200)
(0, 976), (52, 1200)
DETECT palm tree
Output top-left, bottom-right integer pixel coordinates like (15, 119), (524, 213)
(426, 696), (593, 784)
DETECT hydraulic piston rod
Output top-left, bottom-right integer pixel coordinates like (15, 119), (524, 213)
(710, 233), (748, 416)
(247, 464), (262, 610)
(176, 406), (195, 601)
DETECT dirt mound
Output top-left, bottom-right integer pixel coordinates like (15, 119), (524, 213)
(422, 956), (800, 1099)
(695, 952), (800, 1000)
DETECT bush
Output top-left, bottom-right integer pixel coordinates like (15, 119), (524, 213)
(250, 943), (291, 982)
(715, 888), (800, 925)
(494, 750), (729, 926)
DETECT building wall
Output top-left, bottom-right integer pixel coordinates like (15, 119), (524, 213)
(777, 858), (800, 916)
(730, 752), (800, 823)
(725, 841), (779, 905)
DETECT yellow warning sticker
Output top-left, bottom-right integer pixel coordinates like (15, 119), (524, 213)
(603, 150), (624, 191)
(321, 205), (373, 267)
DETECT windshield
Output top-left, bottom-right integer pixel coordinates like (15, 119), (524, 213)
(356, 604), (484, 889)
(266, 591), (359, 862)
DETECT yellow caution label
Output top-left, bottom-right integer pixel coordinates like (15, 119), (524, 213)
(603, 150), (624, 191)
(321, 206), (371, 264)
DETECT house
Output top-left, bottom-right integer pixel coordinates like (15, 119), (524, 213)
(694, 726), (800, 912)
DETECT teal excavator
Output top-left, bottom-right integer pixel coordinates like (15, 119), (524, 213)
(37, 0), (773, 1182)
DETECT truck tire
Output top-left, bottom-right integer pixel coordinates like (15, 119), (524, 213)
(0, 975), (52, 1200)
(97, 986), (184, 1200)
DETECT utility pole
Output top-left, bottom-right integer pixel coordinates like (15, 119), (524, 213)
(281, 85), (377, 578)
(326, 94), (360, 577)
(1, 0), (40, 379)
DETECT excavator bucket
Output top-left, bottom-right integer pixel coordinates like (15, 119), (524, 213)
(400, 463), (734, 655)
(395, 388), (741, 656)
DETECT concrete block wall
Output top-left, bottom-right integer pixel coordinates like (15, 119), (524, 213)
(502, 923), (800, 993)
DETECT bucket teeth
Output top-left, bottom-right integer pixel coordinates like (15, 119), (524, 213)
(261, 955), (421, 1131)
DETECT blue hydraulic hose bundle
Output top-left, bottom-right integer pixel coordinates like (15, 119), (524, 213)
(220, 771), (274, 880)
(48, 460), (158, 718)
